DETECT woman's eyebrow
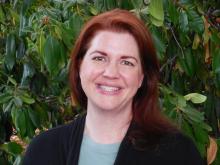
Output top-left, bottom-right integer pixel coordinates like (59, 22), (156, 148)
(89, 50), (107, 56)
(89, 51), (138, 62)
(121, 56), (138, 62)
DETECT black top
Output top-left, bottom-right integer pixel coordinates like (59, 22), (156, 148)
(23, 114), (205, 165)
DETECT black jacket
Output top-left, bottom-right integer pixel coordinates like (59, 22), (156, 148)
(23, 114), (205, 165)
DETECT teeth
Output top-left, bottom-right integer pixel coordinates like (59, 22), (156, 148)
(99, 85), (120, 92)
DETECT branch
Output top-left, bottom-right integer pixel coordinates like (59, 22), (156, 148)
(160, 54), (178, 72)
(170, 26), (185, 58)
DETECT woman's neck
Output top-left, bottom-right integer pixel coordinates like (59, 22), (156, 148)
(85, 106), (132, 144)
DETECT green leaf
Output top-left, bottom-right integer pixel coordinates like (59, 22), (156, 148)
(178, 49), (196, 77)
(20, 94), (35, 104)
(167, 0), (179, 25)
(194, 141), (206, 158)
(148, 0), (164, 21)
(199, 122), (212, 132)
(8, 76), (17, 86)
(8, 9), (19, 24)
(13, 96), (23, 107)
(210, 31), (220, 44)
(0, 142), (23, 156)
(192, 33), (200, 50)
(22, 0), (36, 13)
(118, 0), (134, 10)
(13, 155), (22, 165)
(89, 5), (99, 15)
(193, 124), (209, 144)
(16, 39), (26, 59)
(193, 124), (209, 157)
(24, 109), (35, 137)
(3, 99), (13, 113)
(179, 10), (189, 33)
(182, 120), (194, 139)
(212, 48), (220, 74)
(215, 73), (220, 90)
(187, 9), (204, 34)
(151, 28), (166, 60)
(43, 36), (65, 75)
(11, 108), (26, 138)
(181, 105), (204, 123)
(150, 15), (164, 27)
(177, 95), (187, 108)
(105, 0), (117, 10)
(5, 34), (16, 71)
(131, 0), (144, 9)
(28, 108), (40, 127)
(184, 93), (207, 104)
(21, 62), (35, 86)
(0, 93), (12, 104)
(19, 13), (28, 37)
(0, 5), (5, 22)
(37, 31), (46, 57)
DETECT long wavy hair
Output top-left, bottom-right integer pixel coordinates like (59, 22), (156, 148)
(69, 9), (177, 145)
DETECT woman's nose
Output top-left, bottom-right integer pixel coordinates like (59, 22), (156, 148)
(102, 62), (120, 79)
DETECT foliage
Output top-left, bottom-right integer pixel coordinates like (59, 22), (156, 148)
(0, 0), (220, 164)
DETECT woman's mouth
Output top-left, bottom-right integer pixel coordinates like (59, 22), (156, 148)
(96, 84), (122, 94)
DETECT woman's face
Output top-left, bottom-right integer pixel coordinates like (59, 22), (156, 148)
(79, 31), (143, 112)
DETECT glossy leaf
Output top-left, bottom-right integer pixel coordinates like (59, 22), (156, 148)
(0, 142), (23, 156)
(167, 0), (179, 25)
(24, 109), (35, 137)
(19, 13), (28, 37)
(179, 10), (189, 33)
(184, 93), (207, 104)
(11, 108), (26, 138)
(151, 28), (166, 60)
(13, 156), (22, 165)
(21, 62), (35, 86)
(5, 34), (16, 71)
(181, 105), (204, 123)
(148, 0), (164, 21)
(3, 99), (13, 113)
(131, 0), (144, 9)
(28, 108), (40, 128)
(13, 96), (23, 107)
(0, 93), (12, 104)
(187, 9), (204, 34)
(178, 49), (196, 77)
(20, 94), (35, 104)
(16, 39), (26, 59)
(43, 36), (65, 75)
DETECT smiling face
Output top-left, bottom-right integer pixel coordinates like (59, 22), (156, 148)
(79, 31), (143, 112)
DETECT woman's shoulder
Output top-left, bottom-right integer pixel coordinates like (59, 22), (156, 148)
(23, 114), (86, 165)
(157, 131), (205, 164)
(30, 114), (85, 144)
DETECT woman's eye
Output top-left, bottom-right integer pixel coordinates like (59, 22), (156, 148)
(92, 56), (106, 62)
(121, 60), (134, 67)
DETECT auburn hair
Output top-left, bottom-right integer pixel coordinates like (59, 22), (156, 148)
(69, 9), (176, 141)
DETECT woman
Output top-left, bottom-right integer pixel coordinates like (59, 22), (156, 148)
(23, 9), (204, 165)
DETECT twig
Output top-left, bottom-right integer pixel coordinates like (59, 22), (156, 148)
(160, 55), (178, 72)
(170, 26), (185, 58)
